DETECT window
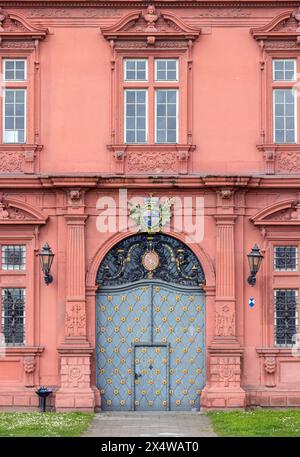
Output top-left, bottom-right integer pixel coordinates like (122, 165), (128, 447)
(2, 245), (26, 271)
(274, 289), (298, 346)
(3, 89), (26, 143)
(124, 90), (147, 143)
(273, 89), (296, 144)
(123, 57), (179, 144)
(155, 89), (178, 143)
(1, 288), (25, 345)
(274, 246), (298, 271)
(273, 59), (296, 82)
(155, 59), (178, 81)
(124, 59), (147, 81)
(3, 59), (26, 81)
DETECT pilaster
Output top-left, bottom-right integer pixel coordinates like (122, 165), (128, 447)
(202, 189), (246, 409)
(55, 189), (95, 411)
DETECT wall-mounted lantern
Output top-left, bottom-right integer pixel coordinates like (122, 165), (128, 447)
(38, 243), (54, 285)
(247, 244), (264, 286)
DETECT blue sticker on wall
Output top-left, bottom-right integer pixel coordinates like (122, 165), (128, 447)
(249, 298), (255, 308)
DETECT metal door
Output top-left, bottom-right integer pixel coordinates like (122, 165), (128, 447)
(133, 344), (169, 411)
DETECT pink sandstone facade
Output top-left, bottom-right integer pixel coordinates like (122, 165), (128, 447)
(0, 0), (300, 411)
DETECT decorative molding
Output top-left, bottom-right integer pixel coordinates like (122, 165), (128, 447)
(0, 8), (47, 42)
(0, 195), (47, 225)
(108, 145), (194, 175)
(250, 199), (300, 225)
(101, 5), (200, 48)
(0, 145), (42, 174)
(251, 9), (300, 46)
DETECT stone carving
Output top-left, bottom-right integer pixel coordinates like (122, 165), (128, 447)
(277, 151), (300, 173)
(210, 356), (241, 387)
(23, 356), (36, 373)
(218, 189), (233, 200)
(198, 8), (251, 18)
(0, 197), (29, 220)
(0, 151), (23, 173)
(264, 356), (276, 387)
(216, 305), (235, 337)
(293, 7), (300, 32)
(0, 40), (35, 48)
(69, 189), (81, 202)
(143, 4), (159, 31)
(264, 356), (276, 374)
(65, 303), (86, 337)
(266, 201), (300, 221)
(0, 8), (8, 31)
(23, 356), (36, 387)
(127, 151), (178, 173)
(273, 16), (298, 33)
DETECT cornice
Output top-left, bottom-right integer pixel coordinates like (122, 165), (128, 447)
(0, 173), (299, 189)
(1, 1), (300, 8)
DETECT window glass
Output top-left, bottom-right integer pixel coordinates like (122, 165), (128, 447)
(124, 60), (147, 81)
(273, 59), (296, 82)
(125, 90), (147, 143)
(155, 59), (178, 81)
(2, 288), (25, 345)
(155, 89), (178, 143)
(3, 89), (26, 143)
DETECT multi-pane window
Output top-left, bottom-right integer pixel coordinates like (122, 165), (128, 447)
(123, 57), (179, 144)
(273, 59), (296, 82)
(124, 59), (147, 81)
(2, 245), (26, 271)
(124, 90), (147, 143)
(1, 288), (25, 345)
(274, 289), (298, 346)
(155, 89), (178, 143)
(274, 246), (298, 271)
(273, 89), (296, 144)
(155, 59), (178, 81)
(3, 89), (26, 143)
(3, 59), (26, 81)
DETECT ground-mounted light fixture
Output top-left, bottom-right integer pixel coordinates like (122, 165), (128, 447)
(38, 243), (54, 285)
(247, 244), (264, 286)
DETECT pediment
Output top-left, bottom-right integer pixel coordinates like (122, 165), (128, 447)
(251, 10), (300, 42)
(0, 196), (47, 225)
(101, 6), (200, 44)
(251, 199), (300, 225)
(0, 8), (47, 40)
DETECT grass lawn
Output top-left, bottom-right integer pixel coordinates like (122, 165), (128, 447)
(0, 412), (93, 437)
(208, 409), (300, 437)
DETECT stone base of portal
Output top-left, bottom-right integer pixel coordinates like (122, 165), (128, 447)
(201, 386), (246, 410)
(55, 389), (95, 412)
(0, 387), (48, 411)
(55, 345), (96, 411)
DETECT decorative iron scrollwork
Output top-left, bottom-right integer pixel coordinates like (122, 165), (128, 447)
(96, 233), (205, 287)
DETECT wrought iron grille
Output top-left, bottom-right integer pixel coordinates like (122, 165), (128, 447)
(96, 233), (205, 287)
(274, 289), (298, 346)
(274, 246), (298, 271)
(2, 288), (25, 345)
(2, 245), (26, 270)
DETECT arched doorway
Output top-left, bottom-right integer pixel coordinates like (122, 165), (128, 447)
(96, 233), (206, 411)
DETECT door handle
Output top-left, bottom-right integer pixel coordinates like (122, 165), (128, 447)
(134, 373), (142, 380)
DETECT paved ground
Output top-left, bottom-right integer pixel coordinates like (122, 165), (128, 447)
(84, 412), (217, 437)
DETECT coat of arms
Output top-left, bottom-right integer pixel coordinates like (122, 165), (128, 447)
(129, 195), (174, 233)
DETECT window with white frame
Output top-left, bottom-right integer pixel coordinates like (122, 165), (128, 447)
(1, 288), (26, 345)
(273, 89), (296, 144)
(124, 90), (147, 143)
(123, 57), (179, 144)
(155, 59), (178, 81)
(155, 89), (178, 143)
(274, 289), (298, 346)
(274, 246), (298, 271)
(124, 59), (148, 81)
(3, 89), (26, 143)
(3, 59), (26, 81)
(273, 59), (296, 82)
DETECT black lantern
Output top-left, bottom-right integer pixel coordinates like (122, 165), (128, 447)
(38, 243), (54, 285)
(247, 244), (263, 286)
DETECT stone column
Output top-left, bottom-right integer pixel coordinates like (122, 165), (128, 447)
(202, 189), (245, 409)
(55, 190), (95, 411)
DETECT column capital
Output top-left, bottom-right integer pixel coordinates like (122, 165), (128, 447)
(64, 214), (88, 225)
(214, 214), (237, 224)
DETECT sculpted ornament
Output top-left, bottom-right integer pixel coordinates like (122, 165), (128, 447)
(216, 305), (235, 337)
(143, 5), (159, 31)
